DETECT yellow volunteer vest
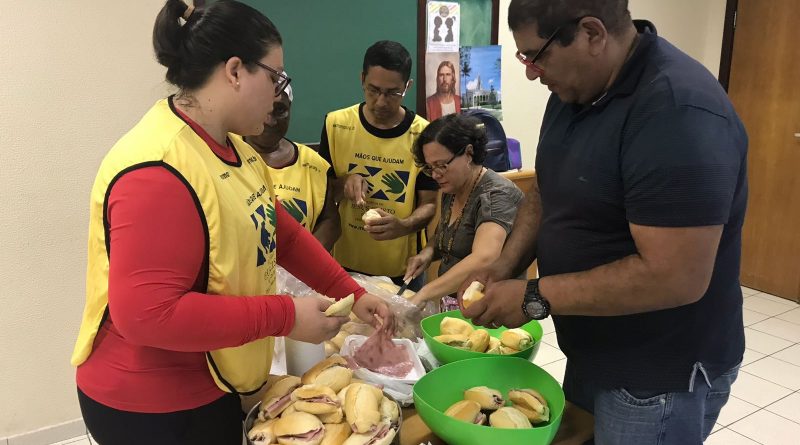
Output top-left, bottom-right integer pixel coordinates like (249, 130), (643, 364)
(71, 98), (278, 394)
(265, 142), (330, 231)
(325, 104), (428, 277)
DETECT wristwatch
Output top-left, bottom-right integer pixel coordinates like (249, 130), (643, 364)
(522, 278), (551, 320)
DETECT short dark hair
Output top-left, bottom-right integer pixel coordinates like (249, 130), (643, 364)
(413, 114), (488, 166)
(153, 0), (282, 90)
(362, 40), (413, 82)
(508, 0), (631, 45)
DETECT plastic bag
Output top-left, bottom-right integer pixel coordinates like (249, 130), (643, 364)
(348, 273), (436, 339)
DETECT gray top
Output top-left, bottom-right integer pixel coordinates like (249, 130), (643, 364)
(434, 169), (524, 278)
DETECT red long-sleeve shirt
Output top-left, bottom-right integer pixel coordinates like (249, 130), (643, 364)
(77, 111), (363, 413)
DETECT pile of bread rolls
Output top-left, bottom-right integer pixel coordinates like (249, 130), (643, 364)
(444, 386), (550, 429)
(247, 355), (400, 445)
(433, 317), (534, 354)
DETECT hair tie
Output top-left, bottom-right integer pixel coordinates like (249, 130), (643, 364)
(182, 5), (195, 21)
(476, 123), (485, 129)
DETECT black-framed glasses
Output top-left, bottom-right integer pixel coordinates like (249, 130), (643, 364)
(515, 16), (584, 74)
(363, 82), (410, 100)
(421, 146), (467, 177)
(254, 61), (292, 97)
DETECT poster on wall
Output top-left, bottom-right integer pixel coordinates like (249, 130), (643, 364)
(460, 45), (502, 120)
(427, 1), (460, 53)
(425, 52), (461, 121)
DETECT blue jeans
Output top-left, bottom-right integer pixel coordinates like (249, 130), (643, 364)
(563, 360), (740, 445)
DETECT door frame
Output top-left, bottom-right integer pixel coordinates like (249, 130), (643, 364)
(718, 0), (738, 91)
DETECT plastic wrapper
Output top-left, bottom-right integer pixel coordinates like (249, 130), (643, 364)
(348, 273), (436, 339)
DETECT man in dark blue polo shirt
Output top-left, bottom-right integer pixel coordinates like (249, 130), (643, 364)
(461, 1), (747, 443)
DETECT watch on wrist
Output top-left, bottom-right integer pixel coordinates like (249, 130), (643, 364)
(522, 278), (551, 320)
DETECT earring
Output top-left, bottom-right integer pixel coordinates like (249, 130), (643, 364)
(236, 80), (240, 86)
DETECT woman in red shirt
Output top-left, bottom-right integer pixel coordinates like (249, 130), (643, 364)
(72, 2), (392, 444)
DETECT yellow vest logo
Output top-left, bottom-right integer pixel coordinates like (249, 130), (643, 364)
(251, 202), (277, 267)
(347, 163), (410, 203)
(281, 198), (309, 227)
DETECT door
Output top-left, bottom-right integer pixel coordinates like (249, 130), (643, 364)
(727, 0), (800, 301)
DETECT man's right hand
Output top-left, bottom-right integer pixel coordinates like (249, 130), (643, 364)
(457, 259), (514, 312)
(343, 174), (369, 207)
(287, 296), (348, 344)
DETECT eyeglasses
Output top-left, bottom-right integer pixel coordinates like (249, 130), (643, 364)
(421, 146), (466, 177)
(363, 83), (409, 100)
(515, 16), (584, 74)
(254, 61), (292, 97)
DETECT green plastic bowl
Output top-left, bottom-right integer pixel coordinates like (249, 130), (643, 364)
(421, 310), (543, 365)
(413, 357), (565, 445)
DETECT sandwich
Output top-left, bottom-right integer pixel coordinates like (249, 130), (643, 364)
(464, 386), (505, 410)
(248, 418), (278, 445)
(318, 407), (344, 424)
(341, 422), (396, 445)
(302, 355), (353, 392)
(509, 389), (550, 424)
(467, 329), (490, 352)
(485, 336), (502, 354)
(259, 375), (303, 420)
(489, 406), (533, 429)
(499, 346), (520, 355)
(282, 403), (299, 418)
(325, 294), (355, 317)
(273, 412), (325, 445)
(361, 208), (382, 224)
(440, 317), (474, 336)
(444, 400), (486, 425)
(461, 281), (485, 308)
(291, 384), (341, 415)
(344, 383), (382, 433)
(379, 396), (400, 426)
(320, 422), (352, 445)
(433, 334), (470, 349)
(500, 328), (533, 350)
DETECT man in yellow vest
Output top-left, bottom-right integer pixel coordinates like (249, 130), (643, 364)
(246, 81), (340, 250)
(319, 40), (438, 290)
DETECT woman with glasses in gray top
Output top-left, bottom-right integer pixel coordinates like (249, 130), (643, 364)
(405, 114), (523, 311)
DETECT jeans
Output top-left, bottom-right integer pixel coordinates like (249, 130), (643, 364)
(563, 360), (741, 445)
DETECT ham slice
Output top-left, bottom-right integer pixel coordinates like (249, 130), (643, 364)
(264, 394), (292, 418)
(353, 324), (413, 378)
(301, 396), (339, 406)
(279, 427), (324, 441)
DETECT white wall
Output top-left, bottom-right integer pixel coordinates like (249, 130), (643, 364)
(0, 0), (727, 439)
(0, 0), (170, 438)
(498, 0), (728, 169)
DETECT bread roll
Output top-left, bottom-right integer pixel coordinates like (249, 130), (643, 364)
(467, 329), (490, 352)
(291, 384), (340, 415)
(320, 422), (352, 445)
(509, 388), (550, 424)
(248, 418), (278, 445)
(273, 412), (325, 445)
(361, 208), (382, 223)
(440, 317), (474, 336)
(462, 281), (485, 308)
(444, 400), (486, 425)
(464, 386), (505, 410)
(301, 355), (353, 392)
(489, 406), (532, 429)
(325, 294), (355, 317)
(344, 383), (381, 433)
(500, 328), (533, 350)
(259, 375), (303, 420)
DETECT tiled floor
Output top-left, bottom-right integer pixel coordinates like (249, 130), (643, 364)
(49, 287), (799, 445)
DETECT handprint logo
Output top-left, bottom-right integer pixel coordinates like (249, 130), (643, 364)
(282, 199), (308, 227)
(382, 172), (405, 195)
(252, 202), (277, 267)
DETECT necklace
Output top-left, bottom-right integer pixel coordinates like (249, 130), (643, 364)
(436, 167), (484, 263)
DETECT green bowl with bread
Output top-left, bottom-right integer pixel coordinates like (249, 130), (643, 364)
(421, 310), (543, 365)
(413, 356), (565, 445)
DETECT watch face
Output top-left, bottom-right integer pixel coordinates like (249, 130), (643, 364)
(526, 301), (546, 319)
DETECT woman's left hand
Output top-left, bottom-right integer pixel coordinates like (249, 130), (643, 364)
(352, 292), (395, 332)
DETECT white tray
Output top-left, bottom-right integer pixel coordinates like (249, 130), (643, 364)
(340, 334), (426, 384)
